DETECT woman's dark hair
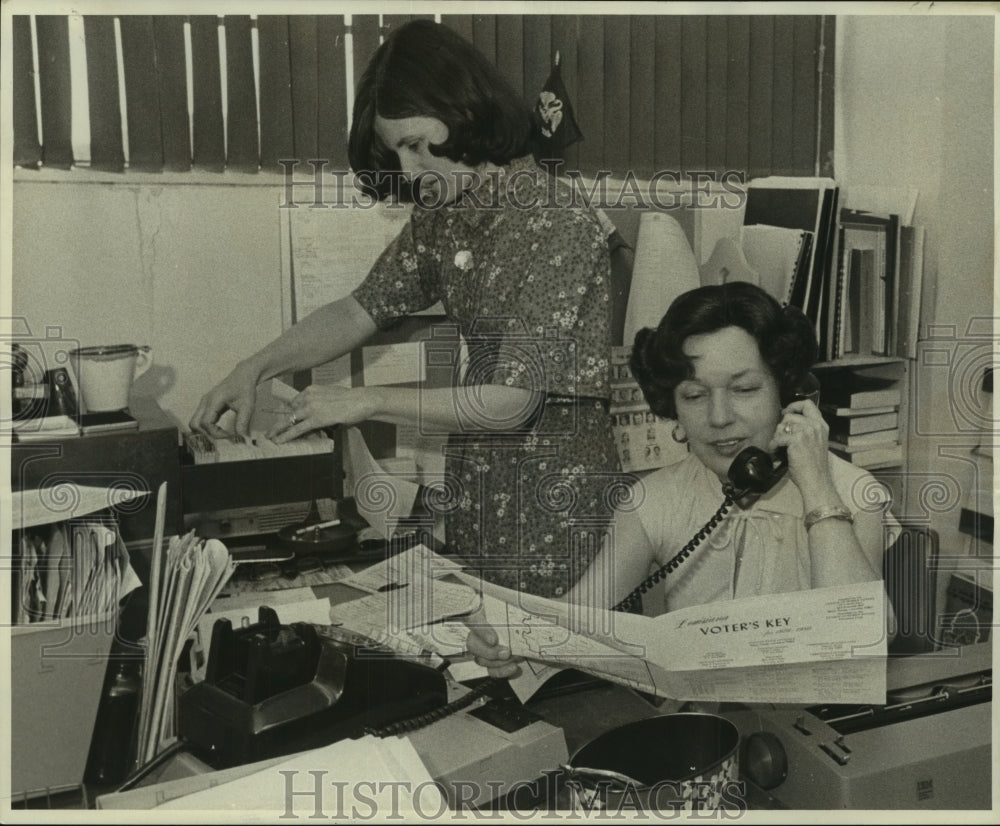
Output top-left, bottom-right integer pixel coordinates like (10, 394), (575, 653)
(630, 281), (819, 419)
(348, 20), (533, 200)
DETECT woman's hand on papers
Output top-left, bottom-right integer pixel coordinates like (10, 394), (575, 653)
(465, 624), (524, 680)
(267, 385), (377, 443)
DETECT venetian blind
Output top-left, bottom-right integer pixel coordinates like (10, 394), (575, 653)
(12, 13), (834, 179)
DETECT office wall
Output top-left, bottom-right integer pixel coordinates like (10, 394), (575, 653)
(11, 178), (289, 429)
(836, 14), (994, 575)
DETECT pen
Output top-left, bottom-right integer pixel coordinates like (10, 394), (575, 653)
(295, 518), (341, 535)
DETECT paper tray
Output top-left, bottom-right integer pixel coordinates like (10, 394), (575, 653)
(10, 613), (117, 799)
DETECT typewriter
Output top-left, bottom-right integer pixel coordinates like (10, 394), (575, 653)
(725, 642), (992, 809)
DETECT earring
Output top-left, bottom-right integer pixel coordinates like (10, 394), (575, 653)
(671, 423), (687, 444)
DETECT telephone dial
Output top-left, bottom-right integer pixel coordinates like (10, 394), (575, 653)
(615, 372), (820, 613)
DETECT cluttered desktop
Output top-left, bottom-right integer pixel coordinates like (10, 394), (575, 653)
(8, 390), (993, 816)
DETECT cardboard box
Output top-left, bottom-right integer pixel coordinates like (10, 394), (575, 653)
(10, 614), (116, 799)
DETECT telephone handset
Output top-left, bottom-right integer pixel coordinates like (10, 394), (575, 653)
(723, 372), (821, 505)
(614, 372), (821, 614)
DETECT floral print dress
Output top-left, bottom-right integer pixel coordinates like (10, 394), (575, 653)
(352, 156), (621, 597)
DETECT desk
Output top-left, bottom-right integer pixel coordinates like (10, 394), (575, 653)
(98, 673), (668, 812)
(92, 549), (995, 814)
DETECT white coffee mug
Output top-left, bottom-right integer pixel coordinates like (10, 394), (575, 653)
(70, 344), (153, 412)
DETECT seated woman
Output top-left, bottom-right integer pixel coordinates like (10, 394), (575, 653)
(469, 281), (899, 676)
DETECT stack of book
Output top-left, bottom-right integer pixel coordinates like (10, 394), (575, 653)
(821, 371), (903, 469)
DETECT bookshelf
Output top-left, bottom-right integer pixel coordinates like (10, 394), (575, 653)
(732, 177), (923, 519)
(813, 355), (910, 516)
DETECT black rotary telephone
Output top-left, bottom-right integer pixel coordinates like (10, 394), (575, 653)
(614, 372), (821, 613)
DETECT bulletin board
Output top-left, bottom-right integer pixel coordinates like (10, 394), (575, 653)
(278, 199), (412, 329)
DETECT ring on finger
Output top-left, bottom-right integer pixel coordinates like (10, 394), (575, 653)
(290, 413), (298, 425)
(783, 422), (793, 434)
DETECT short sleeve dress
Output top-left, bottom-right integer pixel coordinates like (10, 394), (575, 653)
(352, 157), (621, 597)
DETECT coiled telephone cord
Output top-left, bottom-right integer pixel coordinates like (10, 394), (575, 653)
(612, 494), (734, 614)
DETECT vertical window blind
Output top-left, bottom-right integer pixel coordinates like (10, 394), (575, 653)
(12, 13), (834, 179)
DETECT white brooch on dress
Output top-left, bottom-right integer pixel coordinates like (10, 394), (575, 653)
(454, 250), (474, 271)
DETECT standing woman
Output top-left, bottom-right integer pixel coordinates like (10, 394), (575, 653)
(190, 20), (620, 598)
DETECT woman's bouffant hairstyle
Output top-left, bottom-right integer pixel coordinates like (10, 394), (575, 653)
(348, 20), (533, 200)
(630, 281), (819, 420)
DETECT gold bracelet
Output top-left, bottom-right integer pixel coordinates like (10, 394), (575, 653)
(804, 505), (854, 531)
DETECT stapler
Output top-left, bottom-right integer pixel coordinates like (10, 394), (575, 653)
(177, 606), (449, 769)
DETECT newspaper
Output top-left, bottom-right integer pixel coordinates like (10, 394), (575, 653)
(337, 545), (888, 706)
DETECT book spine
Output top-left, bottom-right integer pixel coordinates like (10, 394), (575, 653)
(833, 226), (848, 359)
(852, 247), (874, 355)
(885, 214), (901, 356)
(787, 231), (813, 309)
(821, 193), (842, 361)
(826, 410), (899, 436)
(872, 229), (887, 355)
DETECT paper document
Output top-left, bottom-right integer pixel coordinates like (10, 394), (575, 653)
(340, 541), (462, 593)
(137, 531), (236, 764)
(282, 202), (411, 324)
(332, 545), (472, 659)
(156, 735), (442, 814)
(394, 422), (448, 482)
(362, 342), (426, 385)
(330, 567), (477, 661)
(459, 571), (888, 705)
(329, 545), (888, 705)
(13, 484), (148, 529)
(13, 520), (141, 624)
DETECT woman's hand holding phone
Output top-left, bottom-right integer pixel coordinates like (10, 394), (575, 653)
(770, 398), (838, 508)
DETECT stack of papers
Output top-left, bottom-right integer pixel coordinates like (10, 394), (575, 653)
(136, 531), (236, 764)
(10, 413), (80, 440)
(14, 521), (142, 624)
(11, 484), (148, 624)
(154, 734), (441, 813)
(12, 483), (147, 529)
(330, 545), (473, 661)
